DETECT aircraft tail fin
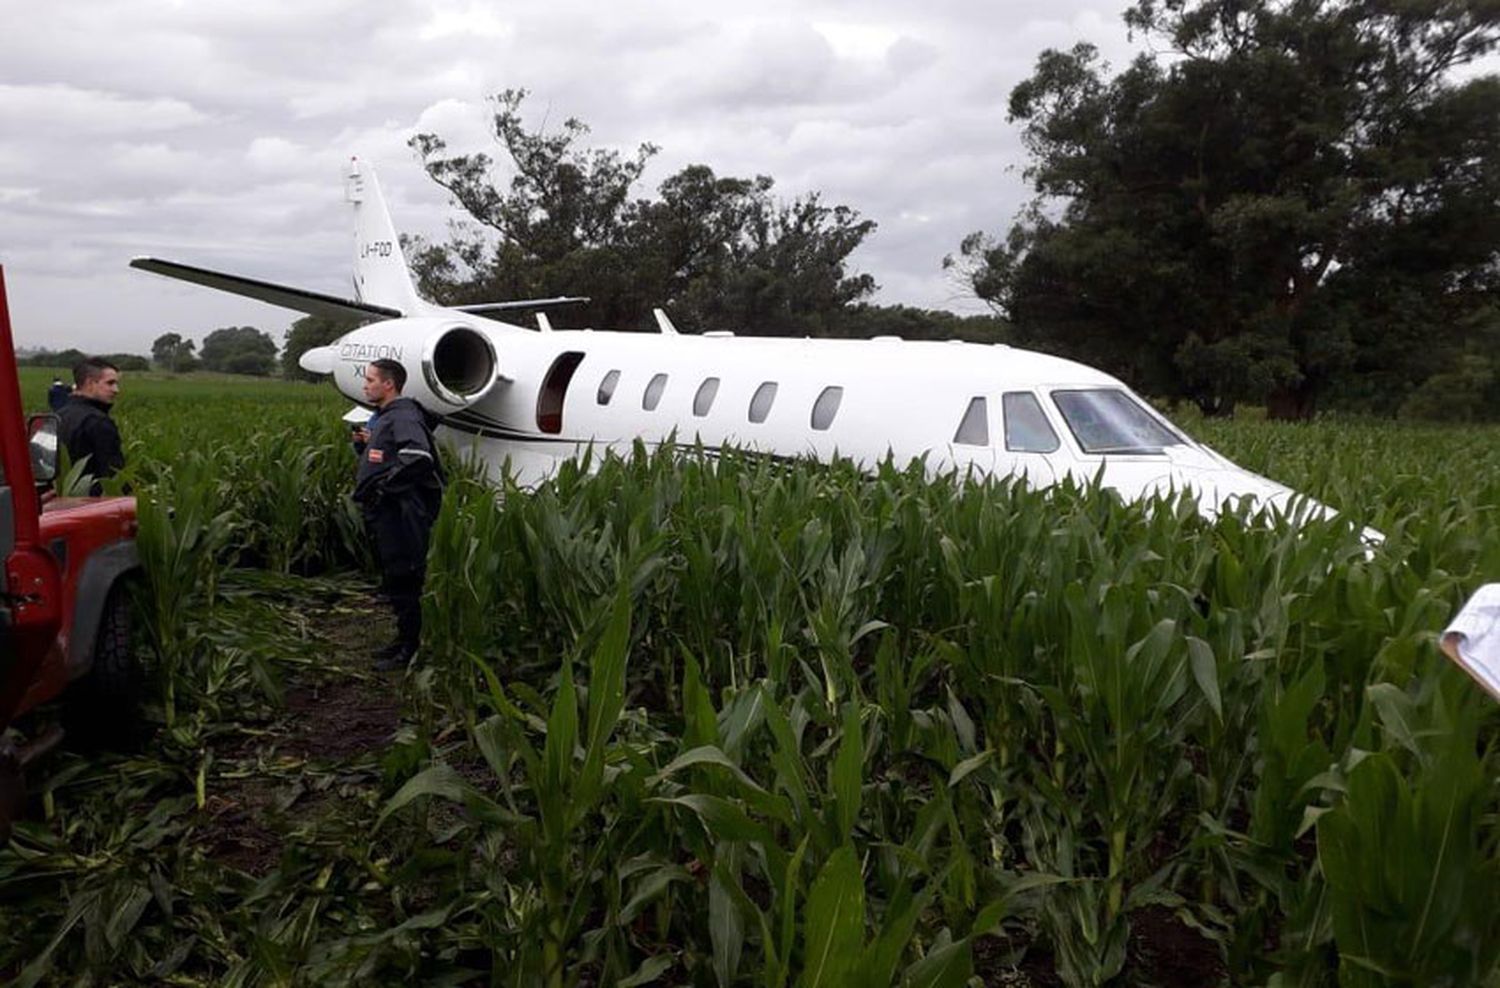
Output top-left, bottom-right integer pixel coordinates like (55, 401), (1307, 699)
(345, 158), (423, 315)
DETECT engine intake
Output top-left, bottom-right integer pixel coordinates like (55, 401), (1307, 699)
(325, 318), (501, 412)
(424, 326), (497, 404)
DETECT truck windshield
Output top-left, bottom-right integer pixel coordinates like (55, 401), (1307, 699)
(1050, 389), (1188, 454)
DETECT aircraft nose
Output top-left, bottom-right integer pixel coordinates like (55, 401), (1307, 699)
(299, 345), (337, 374)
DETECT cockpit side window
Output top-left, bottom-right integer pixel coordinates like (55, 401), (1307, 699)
(953, 397), (989, 446)
(811, 386), (843, 431)
(1002, 392), (1060, 453)
(1050, 388), (1185, 453)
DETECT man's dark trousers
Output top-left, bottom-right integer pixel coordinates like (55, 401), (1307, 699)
(364, 500), (435, 653)
(382, 565), (425, 652)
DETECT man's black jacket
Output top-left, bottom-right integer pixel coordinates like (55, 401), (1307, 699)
(354, 397), (444, 574)
(57, 396), (125, 494)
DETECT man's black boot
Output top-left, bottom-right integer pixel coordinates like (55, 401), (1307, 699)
(373, 643), (417, 672)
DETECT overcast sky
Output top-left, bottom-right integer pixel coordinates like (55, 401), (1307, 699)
(0, 1), (1145, 354)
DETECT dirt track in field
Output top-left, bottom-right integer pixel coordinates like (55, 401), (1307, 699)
(199, 591), (403, 875)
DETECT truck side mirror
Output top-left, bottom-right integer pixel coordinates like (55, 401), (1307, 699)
(27, 414), (59, 484)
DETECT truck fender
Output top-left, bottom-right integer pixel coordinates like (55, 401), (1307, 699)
(67, 540), (139, 680)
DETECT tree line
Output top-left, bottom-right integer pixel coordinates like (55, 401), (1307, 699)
(950, 0), (1499, 420)
(150, 327), (279, 375)
(24, 327), (284, 377)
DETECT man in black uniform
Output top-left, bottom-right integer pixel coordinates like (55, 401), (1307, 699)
(47, 377), (71, 411)
(353, 358), (444, 670)
(57, 357), (125, 496)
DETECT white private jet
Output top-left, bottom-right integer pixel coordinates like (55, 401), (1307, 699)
(132, 159), (1345, 530)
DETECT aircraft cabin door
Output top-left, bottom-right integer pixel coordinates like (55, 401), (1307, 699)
(997, 391), (1060, 490)
(537, 351), (586, 435)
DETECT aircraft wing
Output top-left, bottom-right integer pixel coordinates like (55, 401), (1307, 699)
(130, 257), (403, 322)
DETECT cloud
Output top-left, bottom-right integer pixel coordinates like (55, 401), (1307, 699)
(0, 0), (1151, 352)
(0, 84), (209, 135)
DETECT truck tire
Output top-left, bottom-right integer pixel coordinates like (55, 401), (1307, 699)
(64, 586), (143, 749)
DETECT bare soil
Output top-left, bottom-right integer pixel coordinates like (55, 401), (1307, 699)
(197, 588), (404, 873)
(201, 783), (282, 876)
(282, 676), (401, 761)
(972, 910), (1224, 987)
(1126, 904), (1225, 986)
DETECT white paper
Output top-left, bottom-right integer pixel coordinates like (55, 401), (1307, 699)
(1442, 583), (1500, 702)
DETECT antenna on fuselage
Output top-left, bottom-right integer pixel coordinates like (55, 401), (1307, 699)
(653, 308), (679, 335)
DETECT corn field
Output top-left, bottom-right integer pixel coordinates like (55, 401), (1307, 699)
(3, 369), (1497, 987)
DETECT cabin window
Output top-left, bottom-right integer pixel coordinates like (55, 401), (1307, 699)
(597, 369), (620, 405)
(748, 381), (778, 423)
(643, 373), (669, 411)
(810, 386), (843, 431)
(1002, 392), (1060, 453)
(536, 351), (586, 435)
(953, 397), (989, 446)
(693, 377), (720, 417)
(1051, 389), (1184, 453)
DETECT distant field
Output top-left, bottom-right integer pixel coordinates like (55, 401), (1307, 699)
(20, 366), (342, 411)
(5, 363), (1497, 985)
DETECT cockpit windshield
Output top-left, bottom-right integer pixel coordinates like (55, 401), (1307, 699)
(1050, 389), (1189, 454)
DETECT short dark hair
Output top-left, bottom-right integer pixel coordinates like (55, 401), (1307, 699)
(369, 358), (407, 392)
(73, 357), (119, 387)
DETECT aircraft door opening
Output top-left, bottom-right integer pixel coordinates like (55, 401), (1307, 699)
(537, 351), (586, 434)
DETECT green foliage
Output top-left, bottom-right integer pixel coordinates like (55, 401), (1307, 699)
(18, 348), (86, 369)
(199, 325), (278, 376)
(1317, 676), (1499, 985)
(407, 89), (877, 336)
(3, 368), (1498, 985)
(150, 331), (199, 372)
(831, 304), (1011, 343)
(282, 315), (357, 381)
(956, 0), (1500, 420)
(20, 350), (149, 372)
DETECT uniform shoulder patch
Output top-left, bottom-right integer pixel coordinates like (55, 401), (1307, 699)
(368, 448), (385, 463)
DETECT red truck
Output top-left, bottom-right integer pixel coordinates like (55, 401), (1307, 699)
(0, 265), (140, 835)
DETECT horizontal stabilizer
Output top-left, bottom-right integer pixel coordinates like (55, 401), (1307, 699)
(130, 257), (403, 322)
(454, 295), (590, 315)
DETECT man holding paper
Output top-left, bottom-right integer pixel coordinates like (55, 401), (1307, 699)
(1441, 584), (1500, 702)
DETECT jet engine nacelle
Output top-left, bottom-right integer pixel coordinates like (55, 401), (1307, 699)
(322, 317), (502, 412)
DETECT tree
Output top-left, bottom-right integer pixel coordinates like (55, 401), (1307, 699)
(21, 348), (85, 369)
(836, 304), (1011, 343)
(954, 0), (1500, 418)
(151, 332), (199, 373)
(282, 316), (356, 381)
(407, 89), (878, 335)
(199, 326), (277, 376)
(101, 353), (150, 371)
